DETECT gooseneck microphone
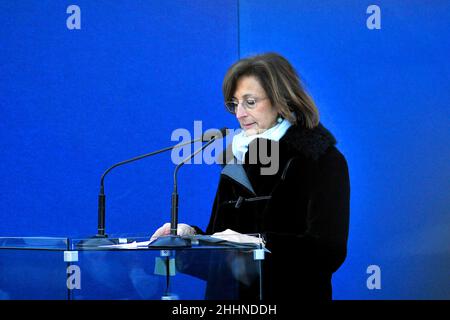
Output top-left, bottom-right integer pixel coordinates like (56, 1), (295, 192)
(149, 127), (229, 248)
(171, 127), (229, 236)
(96, 128), (227, 238)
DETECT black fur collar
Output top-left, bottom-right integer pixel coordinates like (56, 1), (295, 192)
(219, 123), (337, 165)
(280, 123), (337, 160)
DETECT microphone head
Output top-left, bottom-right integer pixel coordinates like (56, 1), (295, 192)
(202, 127), (229, 141)
(218, 127), (229, 137)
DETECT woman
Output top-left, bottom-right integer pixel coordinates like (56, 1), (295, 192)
(152, 52), (350, 300)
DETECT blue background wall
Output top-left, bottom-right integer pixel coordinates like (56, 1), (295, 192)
(0, 1), (448, 299)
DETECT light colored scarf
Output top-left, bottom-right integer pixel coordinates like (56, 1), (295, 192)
(232, 118), (292, 162)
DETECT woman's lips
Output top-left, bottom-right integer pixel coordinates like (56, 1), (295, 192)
(243, 122), (256, 129)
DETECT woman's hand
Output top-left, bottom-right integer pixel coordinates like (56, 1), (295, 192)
(150, 222), (196, 242)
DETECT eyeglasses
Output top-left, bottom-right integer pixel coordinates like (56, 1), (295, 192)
(224, 97), (268, 114)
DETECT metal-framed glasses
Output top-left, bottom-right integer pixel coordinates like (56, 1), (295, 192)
(224, 96), (268, 114)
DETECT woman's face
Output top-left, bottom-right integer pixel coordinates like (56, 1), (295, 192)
(233, 76), (278, 136)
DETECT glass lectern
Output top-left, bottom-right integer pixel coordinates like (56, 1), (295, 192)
(0, 234), (267, 300)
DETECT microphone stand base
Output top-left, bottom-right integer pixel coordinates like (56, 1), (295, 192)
(148, 235), (191, 249)
(75, 235), (117, 249)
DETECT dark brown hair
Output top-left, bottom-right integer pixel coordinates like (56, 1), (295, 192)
(222, 52), (319, 128)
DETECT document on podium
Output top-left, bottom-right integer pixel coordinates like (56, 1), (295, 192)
(101, 230), (265, 249)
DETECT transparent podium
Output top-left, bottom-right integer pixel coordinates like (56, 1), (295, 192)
(0, 234), (267, 300)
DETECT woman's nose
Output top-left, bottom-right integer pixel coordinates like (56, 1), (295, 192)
(235, 103), (247, 118)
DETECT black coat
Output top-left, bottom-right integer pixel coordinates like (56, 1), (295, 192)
(203, 123), (350, 300)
